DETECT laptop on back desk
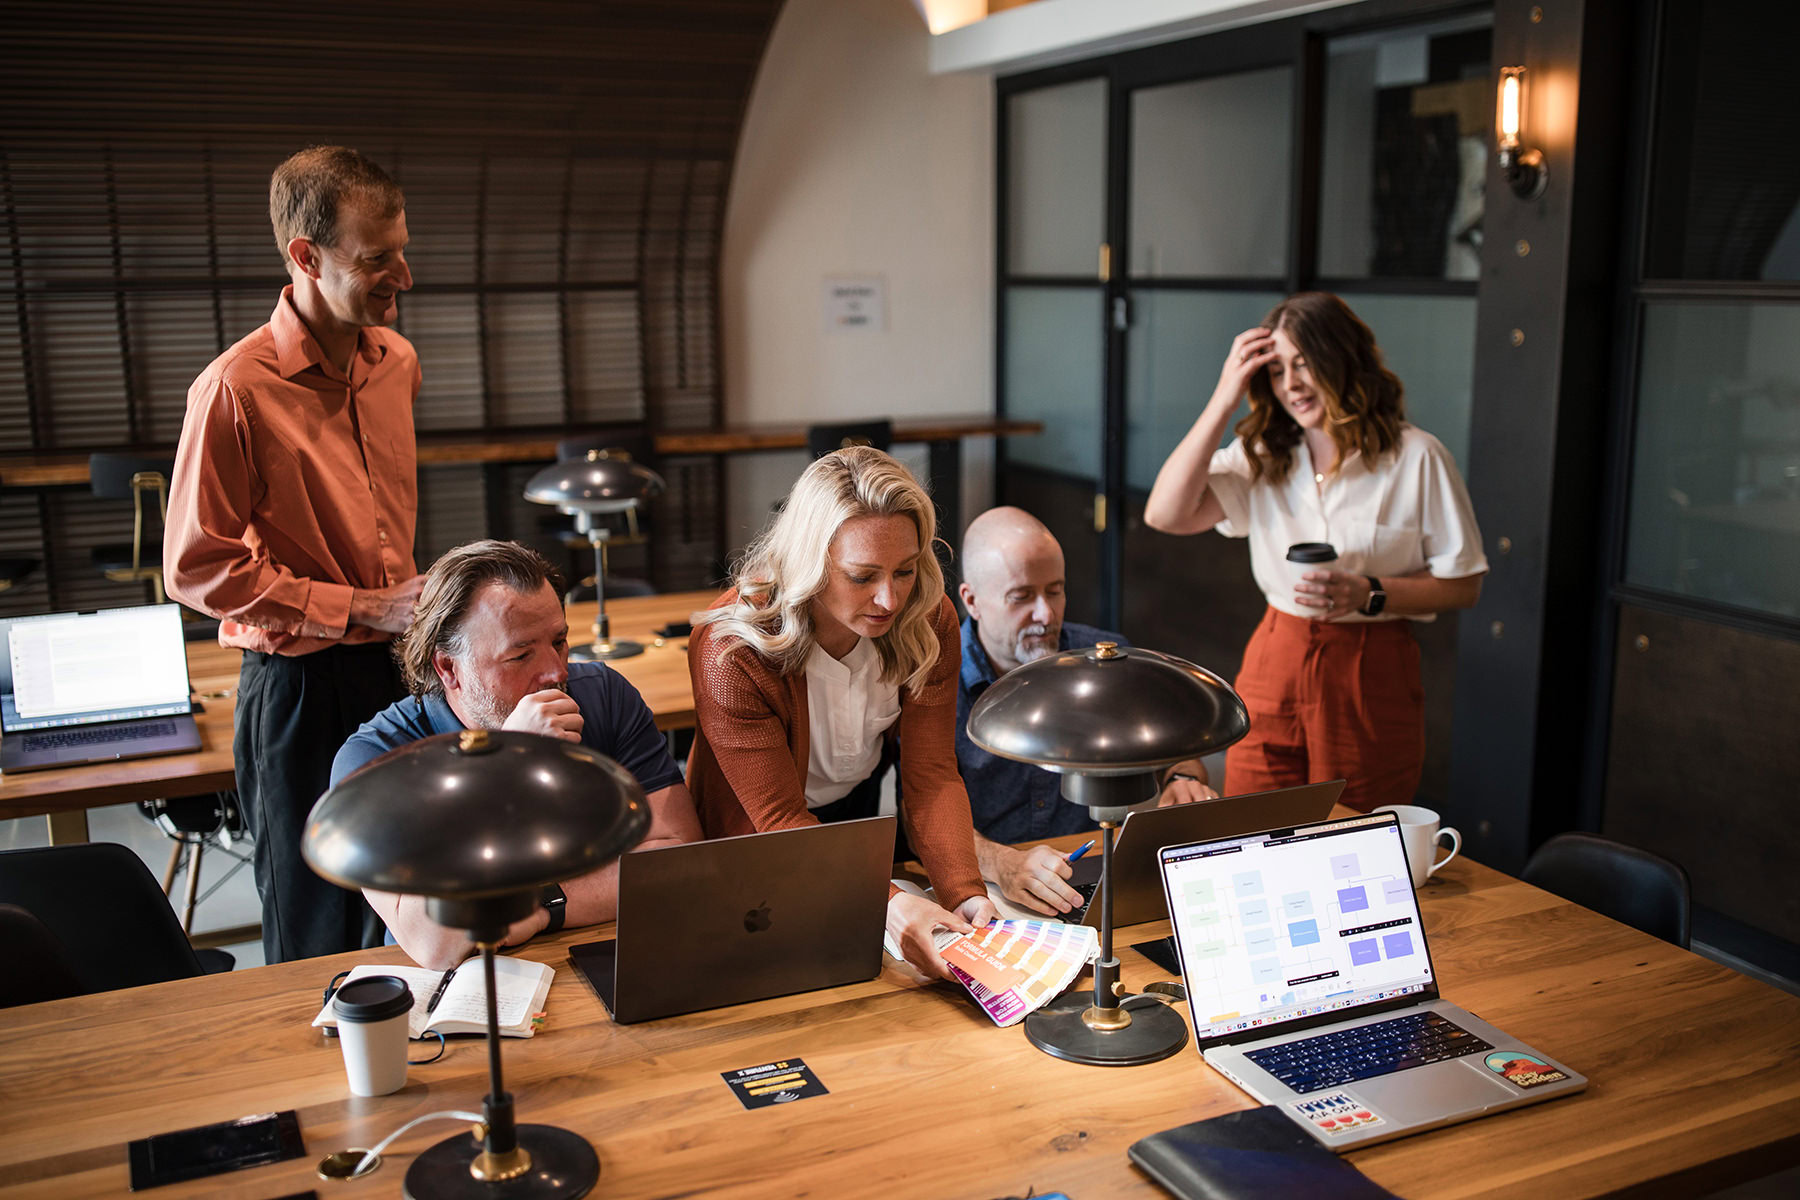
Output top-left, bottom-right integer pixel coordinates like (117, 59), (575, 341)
(0, 604), (200, 774)
(570, 816), (894, 1024)
(1158, 810), (1585, 1149)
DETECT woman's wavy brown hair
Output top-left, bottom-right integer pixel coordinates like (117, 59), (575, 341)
(1237, 292), (1406, 484)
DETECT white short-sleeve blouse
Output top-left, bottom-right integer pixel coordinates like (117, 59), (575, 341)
(1206, 424), (1488, 622)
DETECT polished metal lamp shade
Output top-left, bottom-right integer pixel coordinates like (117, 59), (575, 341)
(304, 729), (652, 1200)
(522, 450), (665, 515)
(523, 449), (665, 662)
(967, 641), (1249, 1066)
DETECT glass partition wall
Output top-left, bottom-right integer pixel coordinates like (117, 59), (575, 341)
(996, 3), (1492, 805)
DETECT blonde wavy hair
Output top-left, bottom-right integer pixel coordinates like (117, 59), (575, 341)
(698, 446), (946, 694)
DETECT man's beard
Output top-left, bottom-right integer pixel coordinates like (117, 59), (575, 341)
(1013, 624), (1060, 666)
(459, 674), (569, 730)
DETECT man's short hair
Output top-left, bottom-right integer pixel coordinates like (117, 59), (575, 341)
(398, 540), (564, 696)
(269, 146), (405, 267)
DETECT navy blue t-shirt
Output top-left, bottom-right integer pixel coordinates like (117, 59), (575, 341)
(955, 616), (1126, 843)
(330, 660), (683, 796)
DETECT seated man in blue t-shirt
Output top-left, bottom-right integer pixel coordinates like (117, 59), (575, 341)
(331, 539), (702, 968)
(956, 508), (1216, 916)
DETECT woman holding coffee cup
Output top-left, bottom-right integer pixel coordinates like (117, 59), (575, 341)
(1144, 292), (1486, 811)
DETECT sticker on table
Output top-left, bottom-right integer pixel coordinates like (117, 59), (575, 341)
(1484, 1050), (1570, 1089)
(1291, 1092), (1386, 1135)
(722, 1058), (829, 1110)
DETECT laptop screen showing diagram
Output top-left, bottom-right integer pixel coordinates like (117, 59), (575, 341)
(1161, 814), (1436, 1044)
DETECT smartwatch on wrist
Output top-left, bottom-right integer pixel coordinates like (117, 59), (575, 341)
(1361, 575), (1387, 617)
(539, 883), (567, 933)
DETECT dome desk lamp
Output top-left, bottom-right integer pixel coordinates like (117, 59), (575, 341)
(966, 641), (1249, 1066)
(304, 729), (651, 1199)
(523, 449), (665, 660)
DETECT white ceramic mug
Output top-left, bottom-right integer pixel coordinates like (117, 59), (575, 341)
(332, 975), (414, 1097)
(1375, 804), (1461, 888)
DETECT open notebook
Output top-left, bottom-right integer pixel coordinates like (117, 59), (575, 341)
(311, 958), (554, 1040)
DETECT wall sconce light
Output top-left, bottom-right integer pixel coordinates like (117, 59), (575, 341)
(1496, 66), (1547, 199)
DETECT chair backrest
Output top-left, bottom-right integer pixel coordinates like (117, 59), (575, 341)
(0, 904), (86, 1007)
(0, 844), (206, 994)
(807, 419), (893, 460)
(88, 452), (175, 501)
(1520, 832), (1692, 948)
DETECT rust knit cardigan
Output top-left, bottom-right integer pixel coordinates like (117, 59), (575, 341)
(686, 589), (986, 910)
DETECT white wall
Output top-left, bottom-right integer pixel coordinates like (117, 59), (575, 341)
(719, 0), (995, 560)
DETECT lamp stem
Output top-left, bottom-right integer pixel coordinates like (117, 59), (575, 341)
(478, 942), (517, 1159)
(1087, 819), (1127, 1026)
(590, 534), (611, 648)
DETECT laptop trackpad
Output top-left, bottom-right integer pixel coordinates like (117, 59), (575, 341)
(1353, 1060), (1514, 1123)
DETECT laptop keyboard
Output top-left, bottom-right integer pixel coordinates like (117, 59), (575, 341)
(1072, 880), (1100, 907)
(1245, 1011), (1492, 1095)
(21, 721), (175, 752)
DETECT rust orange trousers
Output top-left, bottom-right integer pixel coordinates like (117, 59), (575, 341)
(1223, 607), (1424, 814)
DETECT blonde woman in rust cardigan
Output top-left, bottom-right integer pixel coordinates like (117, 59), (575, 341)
(688, 446), (997, 979)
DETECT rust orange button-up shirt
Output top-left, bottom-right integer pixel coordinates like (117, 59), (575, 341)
(165, 286), (420, 657)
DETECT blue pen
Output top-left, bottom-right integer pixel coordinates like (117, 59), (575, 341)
(1066, 839), (1096, 863)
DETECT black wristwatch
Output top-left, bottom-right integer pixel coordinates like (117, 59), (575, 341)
(539, 883), (567, 933)
(1361, 575), (1387, 617)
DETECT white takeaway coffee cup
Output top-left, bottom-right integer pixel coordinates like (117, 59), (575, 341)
(1375, 804), (1462, 889)
(332, 975), (414, 1097)
(1285, 542), (1338, 611)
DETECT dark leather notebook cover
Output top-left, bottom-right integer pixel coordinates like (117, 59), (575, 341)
(1128, 1106), (1402, 1200)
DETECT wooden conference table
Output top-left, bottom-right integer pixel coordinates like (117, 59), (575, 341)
(2, 837), (1797, 1199)
(0, 590), (719, 845)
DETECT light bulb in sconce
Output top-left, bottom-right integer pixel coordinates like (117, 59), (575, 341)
(1496, 66), (1547, 199)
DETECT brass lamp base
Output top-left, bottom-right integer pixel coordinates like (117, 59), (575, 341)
(1024, 991), (1189, 1067)
(405, 1125), (598, 1200)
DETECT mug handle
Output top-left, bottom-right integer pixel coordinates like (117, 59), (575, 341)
(1427, 826), (1461, 877)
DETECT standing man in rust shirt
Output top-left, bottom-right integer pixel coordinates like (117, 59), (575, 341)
(165, 146), (424, 963)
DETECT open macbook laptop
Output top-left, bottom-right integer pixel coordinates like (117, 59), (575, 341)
(1053, 780), (1346, 929)
(0, 604), (200, 774)
(1159, 811), (1586, 1150)
(570, 816), (894, 1024)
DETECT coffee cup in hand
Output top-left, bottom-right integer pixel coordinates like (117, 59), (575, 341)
(332, 975), (414, 1097)
(1375, 804), (1461, 889)
(1286, 542), (1338, 612)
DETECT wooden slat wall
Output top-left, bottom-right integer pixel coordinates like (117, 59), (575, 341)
(0, 0), (780, 611)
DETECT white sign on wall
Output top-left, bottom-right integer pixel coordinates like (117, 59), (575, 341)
(822, 276), (886, 334)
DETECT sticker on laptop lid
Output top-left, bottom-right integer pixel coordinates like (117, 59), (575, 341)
(1484, 1050), (1570, 1089)
(722, 1058), (828, 1110)
(1290, 1092), (1386, 1135)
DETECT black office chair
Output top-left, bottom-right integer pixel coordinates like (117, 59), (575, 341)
(1520, 832), (1692, 949)
(0, 844), (234, 996)
(0, 904), (86, 1007)
(89, 452), (174, 604)
(806, 419), (892, 460)
(137, 790), (252, 934)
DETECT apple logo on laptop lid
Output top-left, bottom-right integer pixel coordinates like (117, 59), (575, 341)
(744, 902), (772, 933)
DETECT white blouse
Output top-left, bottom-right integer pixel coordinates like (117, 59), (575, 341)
(1206, 424), (1488, 622)
(803, 637), (902, 807)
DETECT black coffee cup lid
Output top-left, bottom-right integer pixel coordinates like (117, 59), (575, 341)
(333, 975), (414, 1024)
(1286, 542), (1337, 563)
